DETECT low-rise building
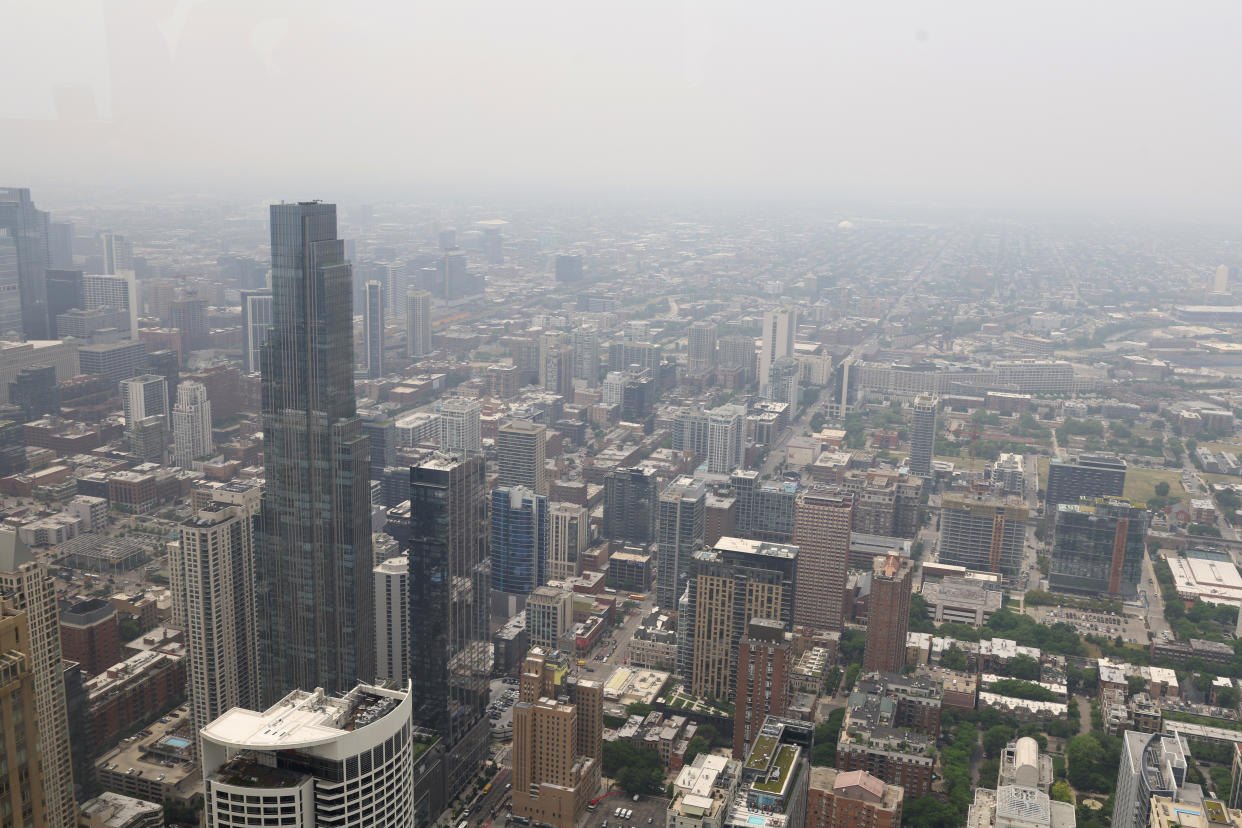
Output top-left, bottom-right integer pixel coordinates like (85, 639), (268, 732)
(76, 792), (163, 828)
(94, 716), (201, 809)
(919, 576), (1003, 625)
(667, 754), (741, 828)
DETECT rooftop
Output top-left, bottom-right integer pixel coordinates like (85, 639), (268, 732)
(201, 683), (408, 750)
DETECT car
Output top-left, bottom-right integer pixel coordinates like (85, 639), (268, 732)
(633, 794), (640, 802)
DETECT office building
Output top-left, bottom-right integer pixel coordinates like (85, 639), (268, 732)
(909, 395), (937, 479)
(239, 290), (272, 373)
(792, 488), (853, 632)
(170, 504), (259, 734)
(526, 586), (573, 651)
(1045, 454), (1126, 524)
(498, 418), (548, 496)
(938, 492), (1029, 580)
(491, 486), (549, 601)
(0, 530), (74, 828)
(571, 327), (600, 387)
(548, 502), (589, 581)
(731, 470), (798, 543)
(733, 618), (793, 759)
(603, 465), (658, 546)
(120, 373), (167, 426)
(46, 268), (83, 322)
(1049, 497), (1149, 599)
(82, 273), (139, 340)
(373, 555), (409, 688)
(657, 476), (706, 609)
(806, 768), (904, 828)
(682, 537), (797, 700)
(688, 321), (718, 374)
(100, 232), (133, 275)
(1114, 731), (1202, 828)
(759, 306), (796, 398)
(126, 415), (167, 463)
(554, 253), (583, 282)
(0, 605), (46, 827)
(59, 597), (121, 677)
(0, 188), (51, 339)
(606, 340), (660, 375)
(9, 364), (59, 421)
(169, 296), (210, 351)
(512, 648), (603, 828)
(363, 280), (384, 378)
(706, 404), (746, 474)
(200, 682), (416, 828)
(78, 340), (146, 387)
(0, 226), (21, 336)
(387, 453), (490, 801)
(863, 554), (913, 673)
(171, 381), (213, 468)
(256, 202), (374, 704)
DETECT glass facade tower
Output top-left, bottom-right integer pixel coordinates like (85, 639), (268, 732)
(256, 202), (374, 704)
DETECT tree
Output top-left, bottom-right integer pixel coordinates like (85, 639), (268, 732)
(983, 725), (1015, 758)
(1154, 481), (1171, 498)
(1003, 654), (1042, 681)
(940, 645), (968, 671)
(812, 708), (845, 767)
(1127, 675), (1147, 697)
(682, 735), (709, 766)
(1051, 781), (1074, 803)
(625, 702), (653, 718)
(1066, 734), (1105, 790)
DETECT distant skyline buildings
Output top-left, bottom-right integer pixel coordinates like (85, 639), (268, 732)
(0, 187), (51, 340)
(406, 288), (433, 357)
(759, 305), (796, 399)
(364, 279), (384, 378)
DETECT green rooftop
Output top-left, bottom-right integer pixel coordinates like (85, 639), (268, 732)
(751, 744), (798, 794)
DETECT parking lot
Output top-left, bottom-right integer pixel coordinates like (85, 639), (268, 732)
(1026, 605), (1148, 644)
(488, 677), (518, 736)
(587, 793), (667, 828)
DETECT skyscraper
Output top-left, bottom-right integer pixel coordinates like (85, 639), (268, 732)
(387, 454), (491, 801)
(406, 289), (433, 358)
(438, 396), (482, 455)
(0, 530), (74, 828)
(939, 492), (1029, 579)
(364, 279), (385, 378)
(688, 321), (718, 374)
(490, 486), (549, 604)
(498, 419), (548, 496)
(1045, 453), (1127, 524)
(239, 289), (272, 373)
(706, 403), (746, 474)
(909, 395), (937, 479)
(768, 356), (800, 407)
(759, 306), (796, 398)
(554, 253), (584, 282)
(373, 555), (409, 687)
(256, 202), (374, 704)
(120, 373), (168, 426)
(0, 605), (46, 827)
(733, 618), (793, 760)
(571, 327), (600, 387)
(82, 273), (139, 340)
(657, 476), (706, 609)
(100, 231), (133, 275)
(792, 488), (853, 632)
(0, 187), (51, 339)
(170, 504), (259, 734)
(548, 501), (589, 581)
(863, 554), (913, 673)
(0, 228), (22, 337)
(603, 466), (658, 546)
(171, 380), (213, 468)
(1049, 496), (1149, 598)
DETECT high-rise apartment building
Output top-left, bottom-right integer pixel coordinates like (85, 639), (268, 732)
(128, 414), (167, 463)
(0, 530), (74, 828)
(120, 374), (168, 426)
(863, 554), (913, 673)
(373, 555), (409, 688)
(239, 289), (272, 373)
(706, 404), (746, 474)
(682, 537), (798, 700)
(759, 306), (796, 398)
(554, 253), (583, 282)
(908, 395), (937, 479)
(363, 280), (384, 379)
(548, 502), (589, 581)
(731, 469), (799, 543)
(170, 504), (259, 734)
(256, 202), (374, 704)
(733, 618), (793, 759)
(512, 648), (603, 828)
(1049, 497), (1149, 598)
(688, 321), (718, 374)
(806, 768), (904, 828)
(542, 342), (575, 398)
(1045, 454), (1127, 525)
(201, 682), (416, 828)
(498, 419), (548, 496)
(387, 454), (490, 801)
(719, 333), (756, 378)
(526, 586), (573, 651)
(491, 486), (549, 600)
(170, 296), (210, 351)
(938, 492), (1029, 579)
(792, 488), (853, 632)
(438, 396), (482, 456)
(1114, 731), (1201, 828)
(171, 381), (213, 468)
(656, 476), (706, 609)
(603, 466), (658, 546)
(768, 356), (800, 408)
(0, 187), (51, 339)
(571, 327), (600, 387)
(0, 606), (45, 827)
(58, 598), (120, 677)
(406, 288), (432, 358)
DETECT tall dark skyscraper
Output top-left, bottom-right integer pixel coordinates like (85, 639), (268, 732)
(0, 187), (51, 339)
(255, 202), (374, 704)
(387, 454), (491, 802)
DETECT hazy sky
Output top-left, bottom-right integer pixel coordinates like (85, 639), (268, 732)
(4, 1), (1241, 214)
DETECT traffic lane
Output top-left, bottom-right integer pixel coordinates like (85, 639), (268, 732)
(472, 767), (511, 826)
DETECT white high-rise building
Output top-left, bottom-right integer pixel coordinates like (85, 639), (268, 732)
(1214, 264), (1231, 294)
(0, 531), (75, 828)
(100, 231), (133, 275)
(603, 371), (627, 406)
(758, 306), (796, 398)
(82, 273), (139, 340)
(170, 504), (258, 734)
(373, 555), (409, 687)
(405, 289), (432, 358)
(363, 280), (384, 379)
(172, 380), (213, 468)
(240, 290), (272, 374)
(706, 404), (746, 474)
(201, 682), (415, 828)
(438, 396), (482, 455)
(0, 230), (22, 337)
(120, 374), (169, 426)
(548, 502), (589, 581)
(687, 321), (718, 374)
(571, 327), (600, 387)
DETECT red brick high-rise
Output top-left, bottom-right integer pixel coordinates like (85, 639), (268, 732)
(733, 618), (793, 759)
(59, 597), (122, 676)
(807, 767), (903, 828)
(792, 488), (853, 631)
(863, 554), (913, 674)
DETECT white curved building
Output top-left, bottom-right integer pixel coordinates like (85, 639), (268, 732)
(201, 682), (413, 828)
